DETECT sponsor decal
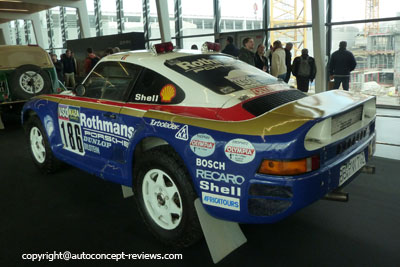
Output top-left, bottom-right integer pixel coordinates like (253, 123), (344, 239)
(196, 169), (245, 185)
(173, 58), (225, 73)
(175, 125), (189, 140)
(225, 138), (256, 164)
(121, 55), (129, 60)
(150, 119), (179, 130)
(202, 192), (240, 211)
(134, 94), (159, 102)
(250, 86), (273, 96)
(160, 84), (176, 103)
(80, 113), (134, 140)
(58, 105), (85, 155)
(199, 180), (241, 197)
(190, 133), (215, 157)
(196, 158), (225, 171)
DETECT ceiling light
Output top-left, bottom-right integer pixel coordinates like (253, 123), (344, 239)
(0, 9), (29, 12)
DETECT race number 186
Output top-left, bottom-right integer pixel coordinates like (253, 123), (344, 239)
(59, 120), (85, 155)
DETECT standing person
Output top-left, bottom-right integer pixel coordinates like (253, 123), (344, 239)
(84, 48), (100, 75)
(270, 40), (287, 79)
(284, 42), (293, 83)
(265, 44), (273, 69)
(238, 37), (255, 66)
(51, 53), (63, 83)
(62, 49), (76, 88)
(329, 41), (357, 91)
(292, 48), (316, 93)
(222, 36), (239, 57)
(254, 43), (269, 73)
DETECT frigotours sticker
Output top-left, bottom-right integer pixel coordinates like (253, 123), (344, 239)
(224, 138), (256, 164)
(190, 133), (215, 157)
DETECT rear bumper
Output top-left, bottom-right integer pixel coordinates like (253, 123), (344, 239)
(207, 132), (376, 224)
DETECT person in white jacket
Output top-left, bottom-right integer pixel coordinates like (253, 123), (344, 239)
(270, 40), (287, 80)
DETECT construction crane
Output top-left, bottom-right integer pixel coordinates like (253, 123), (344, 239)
(269, 0), (307, 57)
(364, 0), (379, 36)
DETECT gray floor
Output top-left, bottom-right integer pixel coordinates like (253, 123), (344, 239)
(375, 108), (400, 160)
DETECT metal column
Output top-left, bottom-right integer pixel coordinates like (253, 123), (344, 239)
(46, 9), (55, 53)
(15, 20), (21, 45)
(24, 20), (31, 44)
(326, 0), (332, 89)
(116, 0), (125, 34)
(60, 7), (68, 48)
(0, 23), (12, 45)
(31, 13), (46, 48)
(213, 0), (221, 34)
(174, 0), (182, 48)
(155, 0), (171, 42)
(75, 0), (91, 38)
(94, 0), (103, 37)
(142, 0), (150, 48)
(311, 0), (326, 93)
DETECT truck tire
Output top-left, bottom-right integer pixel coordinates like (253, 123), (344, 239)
(134, 146), (202, 248)
(9, 64), (52, 100)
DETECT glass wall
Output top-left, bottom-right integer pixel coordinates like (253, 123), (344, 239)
(100, 0), (117, 36)
(181, 0), (214, 36)
(220, 0), (263, 32)
(122, 0), (144, 33)
(148, 0), (175, 40)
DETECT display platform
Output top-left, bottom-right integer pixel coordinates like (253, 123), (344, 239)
(1, 118), (399, 267)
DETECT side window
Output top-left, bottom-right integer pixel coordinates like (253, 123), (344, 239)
(83, 61), (141, 101)
(130, 68), (185, 104)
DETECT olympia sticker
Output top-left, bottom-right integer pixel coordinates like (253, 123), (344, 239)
(190, 133), (215, 157)
(224, 138), (256, 164)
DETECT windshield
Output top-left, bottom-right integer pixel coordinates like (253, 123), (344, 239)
(165, 54), (278, 95)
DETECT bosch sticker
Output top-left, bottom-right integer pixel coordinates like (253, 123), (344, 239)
(224, 138), (256, 164)
(190, 133), (215, 157)
(160, 84), (176, 103)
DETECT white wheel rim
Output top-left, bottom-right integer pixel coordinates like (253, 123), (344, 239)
(19, 71), (45, 94)
(30, 126), (46, 164)
(142, 169), (183, 230)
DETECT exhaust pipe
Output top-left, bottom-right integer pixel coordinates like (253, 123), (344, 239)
(323, 191), (349, 202)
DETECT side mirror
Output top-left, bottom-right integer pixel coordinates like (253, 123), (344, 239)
(74, 84), (86, 96)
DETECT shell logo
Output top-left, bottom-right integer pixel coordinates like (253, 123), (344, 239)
(160, 84), (176, 103)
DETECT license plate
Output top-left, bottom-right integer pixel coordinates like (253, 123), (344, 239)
(339, 152), (366, 186)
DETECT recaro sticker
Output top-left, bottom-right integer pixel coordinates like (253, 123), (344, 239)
(190, 133), (215, 157)
(224, 138), (256, 164)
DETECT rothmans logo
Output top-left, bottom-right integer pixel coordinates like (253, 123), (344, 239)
(80, 113), (134, 139)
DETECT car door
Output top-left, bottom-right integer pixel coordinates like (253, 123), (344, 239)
(57, 61), (142, 182)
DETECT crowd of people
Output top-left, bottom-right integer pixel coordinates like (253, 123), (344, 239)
(50, 46), (121, 88)
(223, 36), (356, 93)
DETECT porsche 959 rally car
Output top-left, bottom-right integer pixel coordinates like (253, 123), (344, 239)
(21, 42), (376, 248)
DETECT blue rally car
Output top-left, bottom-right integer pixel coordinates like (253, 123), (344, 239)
(22, 42), (376, 247)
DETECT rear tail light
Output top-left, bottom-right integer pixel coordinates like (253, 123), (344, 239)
(201, 42), (221, 52)
(258, 155), (320, 176)
(152, 42), (174, 54)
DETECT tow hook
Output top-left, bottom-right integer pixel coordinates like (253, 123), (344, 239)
(361, 165), (375, 174)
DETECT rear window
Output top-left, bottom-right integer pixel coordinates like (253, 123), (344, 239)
(165, 54), (277, 95)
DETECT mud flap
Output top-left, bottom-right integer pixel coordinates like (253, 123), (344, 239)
(121, 185), (134, 198)
(194, 198), (247, 264)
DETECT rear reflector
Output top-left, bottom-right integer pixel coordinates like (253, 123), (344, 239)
(258, 155), (320, 176)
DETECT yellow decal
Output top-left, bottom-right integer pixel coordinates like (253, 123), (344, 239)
(160, 84), (176, 103)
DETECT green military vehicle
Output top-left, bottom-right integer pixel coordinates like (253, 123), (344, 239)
(0, 45), (65, 128)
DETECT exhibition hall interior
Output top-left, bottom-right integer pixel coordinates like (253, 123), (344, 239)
(0, 0), (399, 266)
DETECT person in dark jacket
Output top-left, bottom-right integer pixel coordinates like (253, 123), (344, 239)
(51, 53), (63, 83)
(292, 48), (316, 93)
(238, 37), (255, 66)
(61, 49), (76, 88)
(254, 43), (269, 72)
(222, 36), (239, 57)
(329, 41), (357, 91)
(284, 42), (293, 83)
